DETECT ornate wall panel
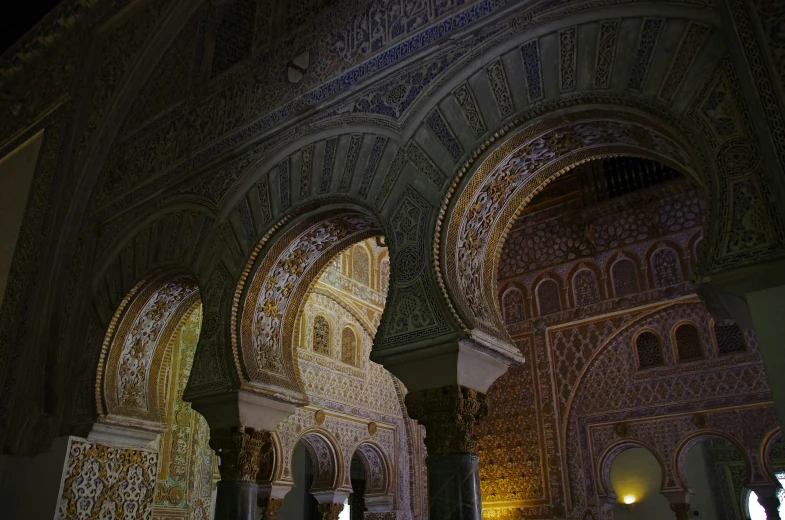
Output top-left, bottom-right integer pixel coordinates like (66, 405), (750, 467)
(56, 437), (158, 520)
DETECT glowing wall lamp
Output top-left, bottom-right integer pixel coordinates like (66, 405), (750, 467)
(619, 495), (637, 512)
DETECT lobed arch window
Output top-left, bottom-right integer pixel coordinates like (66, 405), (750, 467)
(352, 245), (371, 286)
(674, 322), (703, 361)
(341, 326), (358, 366)
(712, 321), (747, 355)
(651, 247), (682, 288)
(536, 279), (561, 316)
(635, 330), (664, 369)
(572, 268), (600, 307)
(313, 315), (331, 356)
(611, 258), (640, 297)
(503, 288), (525, 323)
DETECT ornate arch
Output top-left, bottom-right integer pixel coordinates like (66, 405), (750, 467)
(596, 439), (668, 500)
(672, 430), (753, 489)
(759, 427), (782, 483)
(95, 268), (199, 433)
(353, 441), (392, 497)
(438, 105), (705, 350)
(234, 206), (383, 402)
(297, 429), (344, 493)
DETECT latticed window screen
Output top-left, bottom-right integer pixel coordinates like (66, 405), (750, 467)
(352, 245), (371, 286)
(573, 269), (600, 306)
(537, 280), (561, 316)
(675, 323), (703, 361)
(612, 259), (639, 297)
(341, 326), (357, 366)
(503, 289), (525, 323)
(313, 316), (330, 355)
(714, 322), (746, 355)
(651, 248), (682, 288)
(636, 331), (663, 369)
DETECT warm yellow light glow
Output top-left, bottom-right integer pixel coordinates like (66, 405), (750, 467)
(623, 495), (636, 505)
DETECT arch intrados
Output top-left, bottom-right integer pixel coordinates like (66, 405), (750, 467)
(352, 441), (392, 496)
(673, 430), (752, 489)
(597, 440), (668, 499)
(759, 427), (782, 483)
(95, 268), (200, 427)
(295, 429), (344, 492)
(233, 204), (384, 401)
(259, 430), (285, 484)
(438, 105), (707, 351)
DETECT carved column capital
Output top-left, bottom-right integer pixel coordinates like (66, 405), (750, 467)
(260, 497), (284, 520)
(317, 503), (344, 520)
(404, 385), (488, 455)
(210, 427), (269, 482)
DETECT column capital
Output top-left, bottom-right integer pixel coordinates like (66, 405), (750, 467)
(316, 503), (344, 520)
(257, 483), (292, 519)
(404, 385), (488, 455)
(662, 490), (693, 520)
(210, 427), (269, 482)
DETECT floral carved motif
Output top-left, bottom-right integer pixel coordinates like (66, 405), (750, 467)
(405, 385), (488, 455)
(210, 427), (268, 483)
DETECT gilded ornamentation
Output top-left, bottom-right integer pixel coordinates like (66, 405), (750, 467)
(317, 503), (344, 520)
(56, 437), (158, 519)
(405, 385), (488, 455)
(237, 212), (379, 394)
(99, 275), (198, 423)
(210, 427), (268, 483)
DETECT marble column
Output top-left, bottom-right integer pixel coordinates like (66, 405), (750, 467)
(211, 427), (268, 520)
(405, 385), (488, 520)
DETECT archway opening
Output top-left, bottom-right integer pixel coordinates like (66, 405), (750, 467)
(440, 108), (706, 352)
(279, 440), (321, 520)
(56, 272), (220, 519)
(681, 438), (749, 519)
(609, 447), (669, 518)
(476, 155), (708, 510)
(349, 452), (366, 520)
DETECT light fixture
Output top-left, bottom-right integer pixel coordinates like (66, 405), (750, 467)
(623, 495), (636, 504)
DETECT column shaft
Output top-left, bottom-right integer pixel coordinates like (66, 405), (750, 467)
(214, 481), (257, 520)
(427, 453), (482, 520)
(405, 385), (488, 520)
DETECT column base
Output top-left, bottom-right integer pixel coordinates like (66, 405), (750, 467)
(426, 453), (482, 520)
(214, 481), (257, 520)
